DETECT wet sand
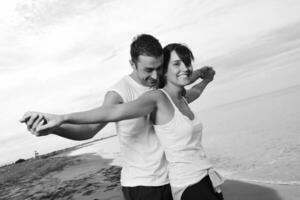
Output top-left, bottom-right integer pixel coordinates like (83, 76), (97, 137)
(0, 140), (123, 200)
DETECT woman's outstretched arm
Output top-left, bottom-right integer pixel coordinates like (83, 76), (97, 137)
(36, 91), (159, 132)
(65, 91), (157, 123)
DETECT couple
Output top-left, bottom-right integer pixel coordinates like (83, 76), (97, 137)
(21, 34), (224, 200)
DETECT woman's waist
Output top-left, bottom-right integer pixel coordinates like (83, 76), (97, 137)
(167, 158), (212, 180)
(164, 147), (208, 162)
(168, 158), (212, 170)
(168, 165), (210, 187)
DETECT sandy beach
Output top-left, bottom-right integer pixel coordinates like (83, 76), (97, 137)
(0, 138), (123, 200)
(1, 137), (299, 200)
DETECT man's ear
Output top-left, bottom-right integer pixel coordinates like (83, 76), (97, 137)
(129, 60), (137, 70)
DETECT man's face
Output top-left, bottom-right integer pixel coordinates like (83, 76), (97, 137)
(133, 55), (163, 87)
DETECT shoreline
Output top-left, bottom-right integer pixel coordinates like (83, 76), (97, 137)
(1, 137), (299, 200)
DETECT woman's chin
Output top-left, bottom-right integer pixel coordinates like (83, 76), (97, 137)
(179, 80), (191, 86)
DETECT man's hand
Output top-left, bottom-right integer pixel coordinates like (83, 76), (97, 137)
(193, 66), (215, 81)
(189, 66), (210, 84)
(200, 66), (215, 82)
(20, 112), (63, 136)
(193, 66), (209, 79)
(185, 66), (216, 103)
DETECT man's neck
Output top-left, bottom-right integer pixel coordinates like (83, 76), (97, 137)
(129, 72), (147, 87)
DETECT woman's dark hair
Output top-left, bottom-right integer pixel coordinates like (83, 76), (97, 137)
(158, 43), (194, 88)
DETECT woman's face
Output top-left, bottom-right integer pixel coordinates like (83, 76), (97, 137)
(165, 50), (193, 87)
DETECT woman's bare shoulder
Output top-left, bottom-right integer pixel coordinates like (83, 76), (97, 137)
(143, 89), (167, 100)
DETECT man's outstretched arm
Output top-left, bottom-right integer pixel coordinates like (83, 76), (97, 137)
(20, 91), (123, 140)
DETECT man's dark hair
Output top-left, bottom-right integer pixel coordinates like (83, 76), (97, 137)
(158, 43), (194, 88)
(130, 34), (163, 64)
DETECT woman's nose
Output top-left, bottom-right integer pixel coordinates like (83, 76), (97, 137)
(180, 64), (189, 71)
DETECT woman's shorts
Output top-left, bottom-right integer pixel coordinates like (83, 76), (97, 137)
(181, 175), (224, 200)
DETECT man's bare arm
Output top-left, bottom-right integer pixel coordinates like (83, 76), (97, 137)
(20, 91), (123, 140)
(51, 123), (106, 140)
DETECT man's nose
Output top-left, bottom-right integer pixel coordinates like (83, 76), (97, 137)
(151, 71), (157, 80)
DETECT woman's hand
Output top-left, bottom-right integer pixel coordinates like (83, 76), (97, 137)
(35, 114), (64, 134)
(20, 111), (64, 136)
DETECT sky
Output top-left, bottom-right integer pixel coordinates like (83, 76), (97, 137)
(1, 0), (300, 165)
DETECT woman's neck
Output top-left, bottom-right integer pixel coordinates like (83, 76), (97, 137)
(163, 83), (184, 100)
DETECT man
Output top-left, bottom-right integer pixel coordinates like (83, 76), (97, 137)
(21, 34), (215, 200)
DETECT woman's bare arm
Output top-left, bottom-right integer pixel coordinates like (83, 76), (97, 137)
(36, 91), (160, 132)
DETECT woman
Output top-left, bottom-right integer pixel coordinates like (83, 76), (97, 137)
(36, 43), (224, 200)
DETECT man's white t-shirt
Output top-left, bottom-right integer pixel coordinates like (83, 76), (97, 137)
(109, 75), (169, 187)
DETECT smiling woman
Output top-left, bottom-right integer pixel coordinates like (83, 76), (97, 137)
(159, 43), (194, 89)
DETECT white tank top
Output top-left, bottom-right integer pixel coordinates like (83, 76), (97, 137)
(109, 75), (169, 187)
(154, 89), (212, 188)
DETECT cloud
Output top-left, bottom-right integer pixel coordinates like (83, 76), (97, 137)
(203, 21), (300, 75)
(15, 0), (111, 27)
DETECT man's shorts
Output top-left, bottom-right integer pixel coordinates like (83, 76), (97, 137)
(122, 184), (173, 200)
